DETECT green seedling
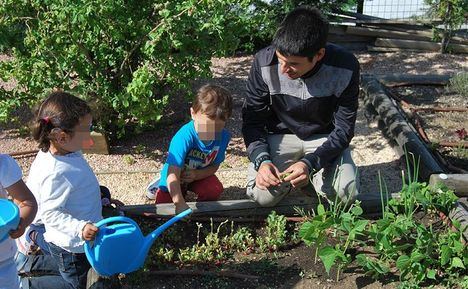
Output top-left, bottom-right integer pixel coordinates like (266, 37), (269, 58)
(280, 173), (291, 181)
(123, 155), (136, 165)
(258, 211), (287, 252)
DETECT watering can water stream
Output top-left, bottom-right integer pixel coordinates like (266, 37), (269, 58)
(85, 208), (192, 276)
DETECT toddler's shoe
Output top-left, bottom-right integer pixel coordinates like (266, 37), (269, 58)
(146, 178), (160, 200)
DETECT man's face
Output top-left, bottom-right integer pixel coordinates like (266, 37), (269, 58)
(276, 49), (325, 79)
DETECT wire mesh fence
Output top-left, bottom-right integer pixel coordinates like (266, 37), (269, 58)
(361, 0), (429, 20)
(354, 0), (467, 30)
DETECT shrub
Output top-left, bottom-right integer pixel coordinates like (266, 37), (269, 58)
(0, 0), (250, 137)
(424, 0), (468, 53)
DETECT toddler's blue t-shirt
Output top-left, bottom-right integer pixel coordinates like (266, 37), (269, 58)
(158, 120), (230, 191)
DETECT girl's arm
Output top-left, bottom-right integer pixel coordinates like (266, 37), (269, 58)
(181, 164), (220, 183)
(7, 180), (38, 239)
(167, 165), (189, 214)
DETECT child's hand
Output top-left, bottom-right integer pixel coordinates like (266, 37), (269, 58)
(9, 220), (26, 239)
(82, 223), (99, 241)
(180, 169), (197, 184)
(175, 201), (190, 215)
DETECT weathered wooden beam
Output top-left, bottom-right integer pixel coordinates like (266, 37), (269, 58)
(328, 33), (374, 43)
(122, 195), (389, 218)
(361, 76), (446, 180)
(355, 18), (440, 25)
(429, 174), (468, 197)
(375, 38), (468, 54)
(367, 46), (422, 53)
(348, 26), (429, 42)
(122, 197), (317, 217)
(372, 74), (452, 87)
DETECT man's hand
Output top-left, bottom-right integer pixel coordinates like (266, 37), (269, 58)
(256, 162), (282, 190)
(180, 169), (197, 184)
(82, 223), (99, 241)
(281, 161), (310, 188)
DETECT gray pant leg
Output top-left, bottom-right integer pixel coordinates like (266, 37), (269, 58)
(300, 135), (360, 203)
(311, 148), (360, 203)
(246, 134), (301, 207)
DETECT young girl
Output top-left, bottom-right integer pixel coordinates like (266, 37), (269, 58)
(0, 154), (37, 289)
(24, 91), (102, 289)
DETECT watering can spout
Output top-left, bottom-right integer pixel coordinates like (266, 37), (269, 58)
(133, 208), (192, 271)
(149, 208), (192, 242)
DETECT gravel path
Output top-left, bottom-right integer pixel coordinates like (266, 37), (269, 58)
(1, 51), (466, 205)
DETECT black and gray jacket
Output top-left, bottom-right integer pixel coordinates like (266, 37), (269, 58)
(242, 43), (360, 171)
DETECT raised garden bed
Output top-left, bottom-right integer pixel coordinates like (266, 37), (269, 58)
(111, 178), (467, 289)
(361, 74), (467, 176)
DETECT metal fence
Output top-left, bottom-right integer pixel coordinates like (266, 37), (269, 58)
(356, 0), (467, 30)
(359, 0), (429, 20)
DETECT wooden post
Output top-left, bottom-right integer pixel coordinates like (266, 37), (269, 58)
(429, 174), (468, 197)
(83, 132), (110, 155)
(356, 0), (364, 14)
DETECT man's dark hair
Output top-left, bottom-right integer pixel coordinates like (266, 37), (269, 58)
(272, 6), (329, 58)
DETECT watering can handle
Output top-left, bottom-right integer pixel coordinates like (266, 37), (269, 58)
(94, 216), (139, 229)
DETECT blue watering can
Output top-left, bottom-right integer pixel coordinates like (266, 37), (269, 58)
(84, 208), (192, 276)
(0, 199), (20, 242)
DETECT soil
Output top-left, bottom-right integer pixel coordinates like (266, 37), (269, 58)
(119, 217), (400, 289)
(388, 85), (468, 171)
(1, 50), (466, 289)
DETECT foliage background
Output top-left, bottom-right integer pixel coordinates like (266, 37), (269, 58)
(0, 0), (355, 137)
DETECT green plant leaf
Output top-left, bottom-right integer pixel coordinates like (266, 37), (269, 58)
(318, 246), (337, 274)
(441, 245), (452, 265)
(396, 255), (410, 271)
(353, 220), (368, 232)
(351, 206), (363, 216)
(451, 257), (465, 269)
(426, 269), (436, 279)
(317, 204), (325, 216)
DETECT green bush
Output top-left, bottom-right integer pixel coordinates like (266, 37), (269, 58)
(0, 0), (251, 137)
(425, 0), (468, 53)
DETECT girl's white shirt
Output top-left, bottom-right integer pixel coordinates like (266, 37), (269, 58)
(0, 154), (22, 262)
(27, 150), (102, 253)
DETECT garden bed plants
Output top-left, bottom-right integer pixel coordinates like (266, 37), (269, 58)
(116, 158), (467, 289)
(300, 157), (467, 289)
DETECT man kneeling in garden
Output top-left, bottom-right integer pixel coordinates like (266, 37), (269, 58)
(242, 6), (367, 206)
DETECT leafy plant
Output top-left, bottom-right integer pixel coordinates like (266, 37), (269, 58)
(257, 211), (288, 252)
(424, 0), (468, 53)
(0, 0), (251, 137)
(356, 152), (464, 288)
(299, 165), (366, 281)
